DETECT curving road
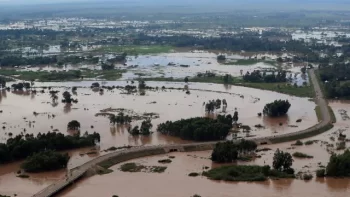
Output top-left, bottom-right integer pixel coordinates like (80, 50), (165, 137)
(32, 69), (333, 197)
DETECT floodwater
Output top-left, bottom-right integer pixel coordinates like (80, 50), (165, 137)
(0, 81), (318, 197)
(0, 81), (317, 147)
(58, 101), (350, 197)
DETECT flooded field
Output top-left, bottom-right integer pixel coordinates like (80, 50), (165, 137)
(14, 51), (307, 82)
(56, 101), (350, 197)
(0, 81), (317, 147)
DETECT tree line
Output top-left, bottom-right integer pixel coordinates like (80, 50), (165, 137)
(243, 70), (287, 83)
(157, 115), (233, 141)
(319, 63), (350, 99)
(0, 132), (100, 164)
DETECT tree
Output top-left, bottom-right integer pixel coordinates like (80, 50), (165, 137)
(222, 99), (227, 106)
(67, 120), (80, 130)
(49, 90), (59, 102)
(211, 140), (257, 163)
(326, 149), (350, 177)
(138, 80), (146, 89)
(140, 120), (153, 135)
(211, 141), (238, 163)
(273, 149), (293, 171)
(157, 116), (232, 141)
(128, 126), (140, 135)
(263, 100), (291, 117)
(109, 113), (132, 125)
(301, 66), (307, 74)
(184, 77), (189, 83)
(233, 111), (239, 124)
(62, 91), (72, 103)
(91, 82), (100, 88)
(21, 150), (70, 172)
(223, 74), (231, 83)
(205, 100), (215, 113)
(217, 55), (226, 61)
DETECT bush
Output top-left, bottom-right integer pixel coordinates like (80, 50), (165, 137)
(293, 140), (303, 146)
(336, 141), (346, 150)
(316, 169), (325, 177)
(188, 172), (200, 177)
(305, 140), (314, 145)
(158, 159), (172, 164)
(292, 152), (314, 159)
(303, 174), (313, 180)
(21, 150), (70, 172)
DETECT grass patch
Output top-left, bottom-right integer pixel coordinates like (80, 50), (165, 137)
(292, 152), (314, 158)
(143, 76), (313, 97)
(203, 165), (294, 182)
(119, 162), (167, 173)
(304, 140), (314, 145)
(94, 45), (173, 54)
(188, 172), (200, 177)
(0, 69), (125, 81)
(120, 163), (145, 172)
(150, 166), (167, 173)
(97, 168), (114, 175)
(222, 59), (277, 66)
(158, 159), (172, 164)
(99, 160), (116, 169)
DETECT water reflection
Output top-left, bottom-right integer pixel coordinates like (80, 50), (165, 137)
(63, 103), (72, 114)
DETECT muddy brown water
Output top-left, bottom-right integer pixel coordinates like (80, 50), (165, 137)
(57, 101), (350, 197)
(0, 81), (321, 196)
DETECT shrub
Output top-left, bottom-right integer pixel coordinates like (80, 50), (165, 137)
(336, 141), (346, 150)
(293, 140), (303, 146)
(158, 159), (172, 164)
(316, 169), (325, 177)
(292, 152), (314, 159)
(305, 140), (314, 145)
(188, 172), (200, 177)
(303, 174), (313, 180)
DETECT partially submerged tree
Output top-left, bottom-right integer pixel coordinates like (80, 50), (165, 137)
(67, 120), (81, 130)
(140, 119), (153, 135)
(273, 149), (293, 172)
(263, 100), (291, 117)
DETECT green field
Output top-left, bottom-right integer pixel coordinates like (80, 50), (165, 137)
(143, 75), (313, 98)
(95, 45), (173, 54)
(222, 59), (277, 66)
(0, 69), (125, 82)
